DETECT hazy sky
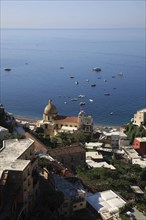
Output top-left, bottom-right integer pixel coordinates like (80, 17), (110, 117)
(1, 0), (145, 29)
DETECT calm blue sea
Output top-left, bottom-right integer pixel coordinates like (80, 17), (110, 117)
(0, 28), (145, 125)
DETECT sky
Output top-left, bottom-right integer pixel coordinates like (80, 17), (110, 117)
(1, 0), (145, 29)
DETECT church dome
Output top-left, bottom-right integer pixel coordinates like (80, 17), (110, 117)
(44, 99), (58, 115)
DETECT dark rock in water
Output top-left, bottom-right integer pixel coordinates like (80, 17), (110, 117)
(91, 84), (96, 87)
(104, 93), (110, 96)
(4, 68), (11, 71)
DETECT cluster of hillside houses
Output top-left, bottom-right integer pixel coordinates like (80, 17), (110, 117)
(0, 102), (146, 220)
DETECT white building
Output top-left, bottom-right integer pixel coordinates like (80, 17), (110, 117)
(0, 126), (9, 140)
(103, 131), (127, 149)
(85, 142), (103, 150)
(86, 190), (126, 220)
(0, 138), (39, 219)
(86, 151), (103, 161)
(133, 108), (146, 126)
(86, 159), (116, 170)
(53, 175), (86, 217)
(122, 146), (146, 168)
(132, 158), (146, 168)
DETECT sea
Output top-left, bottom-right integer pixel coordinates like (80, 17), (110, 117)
(0, 28), (145, 126)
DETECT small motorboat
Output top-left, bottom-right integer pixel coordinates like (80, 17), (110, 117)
(4, 68), (11, 71)
(80, 102), (85, 106)
(86, 79), (89, 82)
(78, 95), (85, 98)
(70, 76), (74, 79)
(89, 99), (93, 102)
(92, 67), (101, 72)
(104, 93), (110, 96)
(91, 84), (96, 87)
(110, 112), (113, 115)
(60, 66), (64, 69)
(71, 98), (78, 101)
(75, 81), (79, 85)
(112, 76), (116, 78)
(117, 72), (123, 76)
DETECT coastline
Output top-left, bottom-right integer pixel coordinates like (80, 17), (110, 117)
(14, 115), (39, 123)
(14, 114), (121, 129)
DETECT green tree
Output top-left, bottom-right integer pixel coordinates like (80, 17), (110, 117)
(73, 131), (86, 144)
(140, 168), (146, 181)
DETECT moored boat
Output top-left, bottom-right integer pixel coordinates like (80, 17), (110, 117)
(78, 95), (85, 98)
(79, 102), (85, 106)
(104, 93), (110, 96)
(117, 72), (123, 76)
(71, 98), (78, 101)
(4, 68), (11, 71)
(92, 67), (101, 72)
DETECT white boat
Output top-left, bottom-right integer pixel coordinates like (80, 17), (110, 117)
(71, 98), (78, 101)
(78, 95), (85, 98)
(92, 67), (101, 72)
(75, 81), (79, 85)
(89, 99), (93, 102)
(117, 72), (123, 76)
(110, 112), (113, 115)
(86, 79), (89, 82)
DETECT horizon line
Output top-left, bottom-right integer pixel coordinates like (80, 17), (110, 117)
(1, 27), (146, 30)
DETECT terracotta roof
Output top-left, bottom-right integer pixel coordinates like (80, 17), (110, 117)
(48, 144), (85, 157)
(54, 115), (78, 124)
